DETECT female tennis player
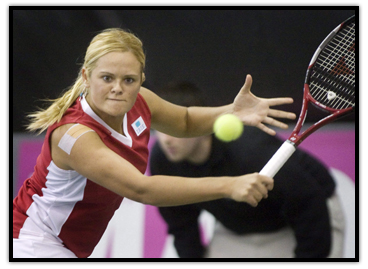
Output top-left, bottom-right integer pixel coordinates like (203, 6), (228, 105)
(13, 28), (296, 258)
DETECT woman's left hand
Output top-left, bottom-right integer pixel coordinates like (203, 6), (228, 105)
(232, 74), (296, 136)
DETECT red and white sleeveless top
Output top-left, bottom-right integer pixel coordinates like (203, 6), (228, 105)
(13, 94), (151, 257)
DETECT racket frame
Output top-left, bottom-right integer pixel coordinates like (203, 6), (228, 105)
(259, 15), (355, 178)
(288, 83), (354, 147)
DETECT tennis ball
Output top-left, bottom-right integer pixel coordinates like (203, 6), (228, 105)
(213, 114), (244, 142)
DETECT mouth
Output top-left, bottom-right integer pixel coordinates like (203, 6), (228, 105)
(108, 98), (125, 102)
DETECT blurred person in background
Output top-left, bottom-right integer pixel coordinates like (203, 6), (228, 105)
(150, 81), (345, 258)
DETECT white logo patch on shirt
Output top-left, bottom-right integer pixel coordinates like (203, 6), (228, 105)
(131, 116), (147, 137)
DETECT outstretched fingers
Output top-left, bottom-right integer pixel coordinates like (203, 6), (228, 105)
(268, 108), (296, 120)
(256, 115), (291, 135)
(267, 97), (294, 107)
(234, 74), (296, 136)
(261, 106), (297, 133)
(238, 74), (253, 95)
(263, 116), (289, 130)
(256, 123), (277, 136)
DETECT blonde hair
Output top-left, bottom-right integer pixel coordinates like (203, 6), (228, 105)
(27, 28), (146, 134)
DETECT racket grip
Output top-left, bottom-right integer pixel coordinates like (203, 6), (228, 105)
(259, 140), (296, 178)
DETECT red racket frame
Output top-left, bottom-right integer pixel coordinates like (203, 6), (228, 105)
(288, 83), (354, 146)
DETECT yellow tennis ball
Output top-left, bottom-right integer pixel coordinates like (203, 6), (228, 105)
(213, 114), (244, 142)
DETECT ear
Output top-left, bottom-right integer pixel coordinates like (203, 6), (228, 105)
(81, 68), (90, 88)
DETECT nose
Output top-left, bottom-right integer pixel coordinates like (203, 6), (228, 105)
(111, 82), (123, 94)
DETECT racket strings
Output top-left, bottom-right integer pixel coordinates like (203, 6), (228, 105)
(309, 21), (355, 110)
(311, 66), (355, 107)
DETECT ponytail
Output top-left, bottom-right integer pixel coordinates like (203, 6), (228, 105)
(26, 76), (84, 134)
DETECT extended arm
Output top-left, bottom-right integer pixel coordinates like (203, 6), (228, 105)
(141, 74), (296, 137)
(51, 124), (273, 207)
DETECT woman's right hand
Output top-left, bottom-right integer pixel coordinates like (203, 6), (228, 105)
(230, 173), (274, 207)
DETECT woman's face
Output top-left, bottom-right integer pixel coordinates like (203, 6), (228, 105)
(82, 51), (143, 132)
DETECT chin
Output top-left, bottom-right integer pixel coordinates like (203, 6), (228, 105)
(107, 108), (128, 118)
(166, 155), (184, 163)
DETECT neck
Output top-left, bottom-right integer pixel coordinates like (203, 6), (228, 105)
(96, 113), (125, 135)
(187, 136), (212, 165)
(84, 96), (125, 135)
(108, 118), (125, 135)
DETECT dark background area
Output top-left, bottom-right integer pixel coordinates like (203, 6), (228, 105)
(12, 8), (356, 132)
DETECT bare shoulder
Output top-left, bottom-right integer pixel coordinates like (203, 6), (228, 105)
(139, 87), (188, 136)
(139, 87), (162, 116)
(50, 123), (96, 170)
(139, 87), (158, 105)
(51, 124), (94, 145)
(139, 86), (153, 97)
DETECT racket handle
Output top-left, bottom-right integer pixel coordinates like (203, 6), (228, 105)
(259, 140), (296, 178)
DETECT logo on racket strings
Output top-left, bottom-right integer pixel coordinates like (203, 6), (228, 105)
(330, 43), (355, 76)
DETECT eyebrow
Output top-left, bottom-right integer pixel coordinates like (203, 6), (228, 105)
(98, 71), (140, 77)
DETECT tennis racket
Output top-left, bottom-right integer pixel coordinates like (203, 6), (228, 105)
(260, 15), (355, 178)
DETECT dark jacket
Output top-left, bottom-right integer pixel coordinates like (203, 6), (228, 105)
(149, 126), (335, 258)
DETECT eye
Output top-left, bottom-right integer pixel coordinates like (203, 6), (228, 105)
(125, 78), (135, 84)
(102, 76), (112, 82)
